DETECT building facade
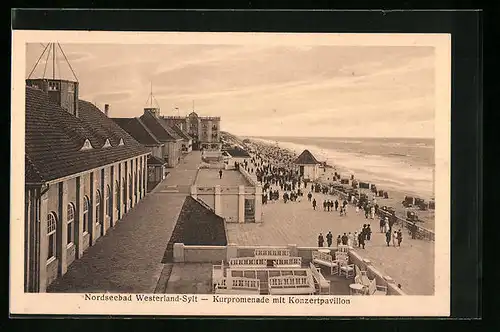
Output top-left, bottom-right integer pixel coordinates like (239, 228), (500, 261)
(24, 79), (151, 293)
(111, 117), (169, 189)
(162, 111), (221, 151)
(139, 109), (183, 168)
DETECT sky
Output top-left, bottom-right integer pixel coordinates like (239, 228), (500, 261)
(26, 43), (435, 138)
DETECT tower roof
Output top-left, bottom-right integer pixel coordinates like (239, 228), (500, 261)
(294, 149), (321, 165)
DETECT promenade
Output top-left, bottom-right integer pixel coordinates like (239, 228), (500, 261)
(47, 152), (202, 293)
(226, 188), (434, 295)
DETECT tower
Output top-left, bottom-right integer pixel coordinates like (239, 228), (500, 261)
(26, 43), (80, 117)
(144, 82), (161, 117)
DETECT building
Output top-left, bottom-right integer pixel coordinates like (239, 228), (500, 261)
(162, 111), (221, 151)
(24, 78), (151, 292)
(294, 149), (322, 181)
(111, 117), (168, 189)
(167, 123), (193, 154)
(138, 108), (183, 168)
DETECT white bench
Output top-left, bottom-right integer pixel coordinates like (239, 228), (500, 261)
(214, 277), (261, 294)
(337, 245), (350, 253)
(273, 257), (302, 268)
(309, 263), (330, 295)
(312, 251), (338, 275)
(254, 248), (290, 257)
(229, 257), (268, 268)
(268, 275), (315, 295)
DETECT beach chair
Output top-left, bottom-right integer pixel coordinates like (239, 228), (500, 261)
(366, 279), (388, 296)
(355, 265), (371, 288)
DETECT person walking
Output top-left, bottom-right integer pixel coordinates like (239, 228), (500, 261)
(312, 198), (317, 210)
(347, 232), (354, 247)
(318, 233), (324, 247)
(334, 199), (339, 211)
(355, 205), (360, 213)
(397, 229), (403, 247)
(327, 200), (331, 212)
(411, 222), (417, 239)
(385, 230), (391, 247)
(341, 233), (348, 245)
(380, 217), (385, 233)
(323, 200), (327, 211)
(353, 231), (359, 247)
(392, 230), (398, 247)
(326, 231), (333, 247)
(219, 169), (223, 179)
(336, 235), (342, 246)
(366, 224), (372, 241)
(384, 217), (390, 233)
(307, 192), (312, 202)
(370, 206), (375, 219)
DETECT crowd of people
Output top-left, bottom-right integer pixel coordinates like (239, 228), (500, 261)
(235, 140), (415, 248)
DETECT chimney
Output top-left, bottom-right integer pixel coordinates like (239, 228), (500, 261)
(104, 104), (109, 117)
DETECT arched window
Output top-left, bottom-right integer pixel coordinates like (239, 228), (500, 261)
(106, 185), (112, 218)
(83, 196), (90, 233)
(122, 177), (126, 203)
(67, 203), (75, 246)
(47, 212), (57, 261)
(95, 190), (101, 225)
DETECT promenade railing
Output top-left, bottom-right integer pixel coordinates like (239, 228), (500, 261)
(331, 188), (435, 242)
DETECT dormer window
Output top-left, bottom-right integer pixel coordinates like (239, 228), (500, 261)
(119, 138), (125, 146)
(103, 139), (112, 148)
(80, 139), (94, 151)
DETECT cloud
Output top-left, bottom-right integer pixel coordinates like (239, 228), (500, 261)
(25, 43), (435, 137)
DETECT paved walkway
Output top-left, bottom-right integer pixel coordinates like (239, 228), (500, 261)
(226, 189), (434, 295)
(195, 169), (251, 187)
(48, 152), (202, 293)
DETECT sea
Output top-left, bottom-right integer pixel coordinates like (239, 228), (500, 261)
(248, 136), (435, 199)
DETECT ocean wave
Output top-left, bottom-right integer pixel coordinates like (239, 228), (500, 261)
(251, 138), (434, 198)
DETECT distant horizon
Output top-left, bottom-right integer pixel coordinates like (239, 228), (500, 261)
(222, 133), (434, 140)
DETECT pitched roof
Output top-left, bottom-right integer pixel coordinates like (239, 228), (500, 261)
(168, 123), (192, 141)
(139, 111), (182, 142)
(294, 149), (321, 165)
(25, 86), (150, 183)
(112, 117), (162, 146)
(162, 196), (227, 263)
(147, 155), (167, 166)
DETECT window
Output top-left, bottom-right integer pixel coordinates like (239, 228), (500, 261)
(95, 190), (101, 225)
(80, 139), (94, 151)
(115, 180), (120, 208)
(119, 138), (125, 146)
(67, 203), (75, 246)
(129, 174), (133, 200)
(134, 173), (138, 196)
(47, 212), (57, 261)
(83, 196), (90, 233)
(122, 177), (126, 203)
(103, 139), (112, 148)
(106, 185), (112, 218)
